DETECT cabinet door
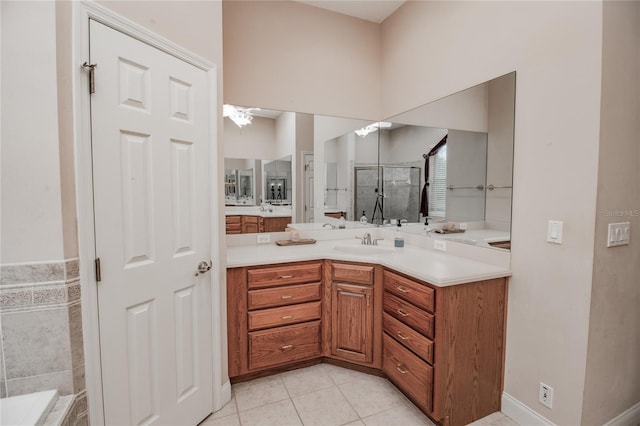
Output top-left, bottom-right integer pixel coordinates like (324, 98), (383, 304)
(331, 283), (373, 364)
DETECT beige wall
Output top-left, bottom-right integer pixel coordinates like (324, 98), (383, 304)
(223, 0), (381, 120)
(381, 3), (603, 424)
(1, 1), (65, 263)
(582, 1), (640, 424)
(224, 116), (277, 160)
(224, 1), (607, 424)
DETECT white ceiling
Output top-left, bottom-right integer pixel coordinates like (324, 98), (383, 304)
(295, 1), (406, 23)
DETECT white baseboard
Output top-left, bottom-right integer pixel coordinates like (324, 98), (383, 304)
(604, 401), (640, 426)
(502, 392), (555, 426)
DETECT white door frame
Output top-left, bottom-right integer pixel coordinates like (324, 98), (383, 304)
(71, 2), (228, 424)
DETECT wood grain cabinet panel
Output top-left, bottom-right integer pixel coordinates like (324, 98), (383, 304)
(383, 333), (433, 412)
(242, 215), (262, 233)
(384, 270), (435, 313)
(248, 263), (322, 289)
(248, 301), (321, 331)
(330, 283), (373, 364)
(263, 216), (291, 232)
(383, 293), (434, 339)
(225, 215), (242, 234)
(248, 283), (321, 310)
(383, 313), (433, 364)
(249, 321), (321, 370)
(332, 263), (374, 285)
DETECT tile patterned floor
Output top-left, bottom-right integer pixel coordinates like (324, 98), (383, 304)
(200, 364), (519, 426)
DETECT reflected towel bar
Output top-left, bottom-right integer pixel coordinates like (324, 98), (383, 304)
(486, 185), (513, 191)
(447, 184), (485, 191)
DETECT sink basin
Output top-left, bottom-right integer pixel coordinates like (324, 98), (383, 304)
(333, 244), (396, 255)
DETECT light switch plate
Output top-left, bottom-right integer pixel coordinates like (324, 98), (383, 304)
(434, 240), (447, 251)
(607, 222), (630, 247)
(547, 220), (563, 244)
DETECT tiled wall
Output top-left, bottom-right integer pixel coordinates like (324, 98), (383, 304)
(0, 259), (87, 425)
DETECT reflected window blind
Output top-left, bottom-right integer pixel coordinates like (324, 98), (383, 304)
(429, 146), (447, 217)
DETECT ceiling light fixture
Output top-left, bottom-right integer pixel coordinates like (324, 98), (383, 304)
(223, 104), (254, 128)
(355, 121), (392, 137)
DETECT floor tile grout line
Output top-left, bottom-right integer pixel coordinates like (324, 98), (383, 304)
(334, 378), (366, 422)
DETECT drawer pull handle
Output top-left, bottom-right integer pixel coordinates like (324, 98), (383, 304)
(395, 364), (409, 374)
(396, 309), (409, 317)
(396, 286), (410, 293)
(279, 275), (293, 279)
(281, 295), (293, 299)
(281, 315), (294, 320)
(280, 344), (293, 350)
(397, 331), (410, 340)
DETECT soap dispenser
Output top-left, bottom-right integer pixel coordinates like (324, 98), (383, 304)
(338, 212), (346, 229)
(394, 220), (405, 247)
(359, 211), (368, 224)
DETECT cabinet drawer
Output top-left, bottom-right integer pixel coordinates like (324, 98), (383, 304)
(383, 333), (433, 412)
(248, 283), (321, 310)
(332, 263), (374, 285)
(248, 263), (322, 289)
(248, 301), (321, 331)
(383, 313), (433, 364)
(384, 293), (434, 339)
(226, 215), (241, 224)
(384, 270), (434, 313)
(249, 321), (321, 370)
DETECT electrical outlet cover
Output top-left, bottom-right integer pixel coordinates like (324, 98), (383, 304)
(257, 234), (271, 244)
(539, 382), (553, 409)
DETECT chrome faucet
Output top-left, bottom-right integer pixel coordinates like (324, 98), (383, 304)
(355, 232), (373, 245)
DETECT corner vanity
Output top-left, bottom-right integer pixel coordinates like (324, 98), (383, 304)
(226, 236), (510, 426)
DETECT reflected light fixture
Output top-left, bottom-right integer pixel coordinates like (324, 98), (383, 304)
(355, 121), (392, 137)
(223, 104), (255, 128)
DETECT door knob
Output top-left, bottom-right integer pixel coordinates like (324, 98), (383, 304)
(194, 260), (213, 276)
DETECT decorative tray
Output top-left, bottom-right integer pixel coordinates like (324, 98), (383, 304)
(434, 228), (466, 234)
(276, 239), (317, 246)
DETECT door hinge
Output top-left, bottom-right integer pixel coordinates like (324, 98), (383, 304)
(82, 62), (97, 94)
(95, 257), (102, 282)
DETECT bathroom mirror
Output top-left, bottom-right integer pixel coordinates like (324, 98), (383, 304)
(224, 158), (259, 206)
(383, 71), (516, 249)
(322, 121), (379, 222)
(263, 156), (292, 205)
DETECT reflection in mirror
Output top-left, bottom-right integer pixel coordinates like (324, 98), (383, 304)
(322, 122), (378, 222)
(263, 156), (292, 205)
(224, 158), (259, 206)
(223, 107), (300, 235)
(384, 71), (515, 250)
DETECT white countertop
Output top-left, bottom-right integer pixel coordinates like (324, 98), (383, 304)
(226, 237), (511, 287)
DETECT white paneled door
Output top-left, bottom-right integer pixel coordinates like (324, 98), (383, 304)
(90, 21), (213, 425)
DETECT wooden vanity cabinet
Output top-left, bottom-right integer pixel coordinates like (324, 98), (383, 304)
(382, 269), (508, 426)
(226, 215), (292, 234)
(325, 261), (383, 369)
(263, 216), (291, 232)
(227, 261), (323, 378)
(227, 258), (508, 426)
(242, 215), (263, 233)
(225, 215), (242, 234)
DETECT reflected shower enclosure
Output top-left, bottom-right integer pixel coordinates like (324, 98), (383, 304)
(354, 166), (421, 224)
